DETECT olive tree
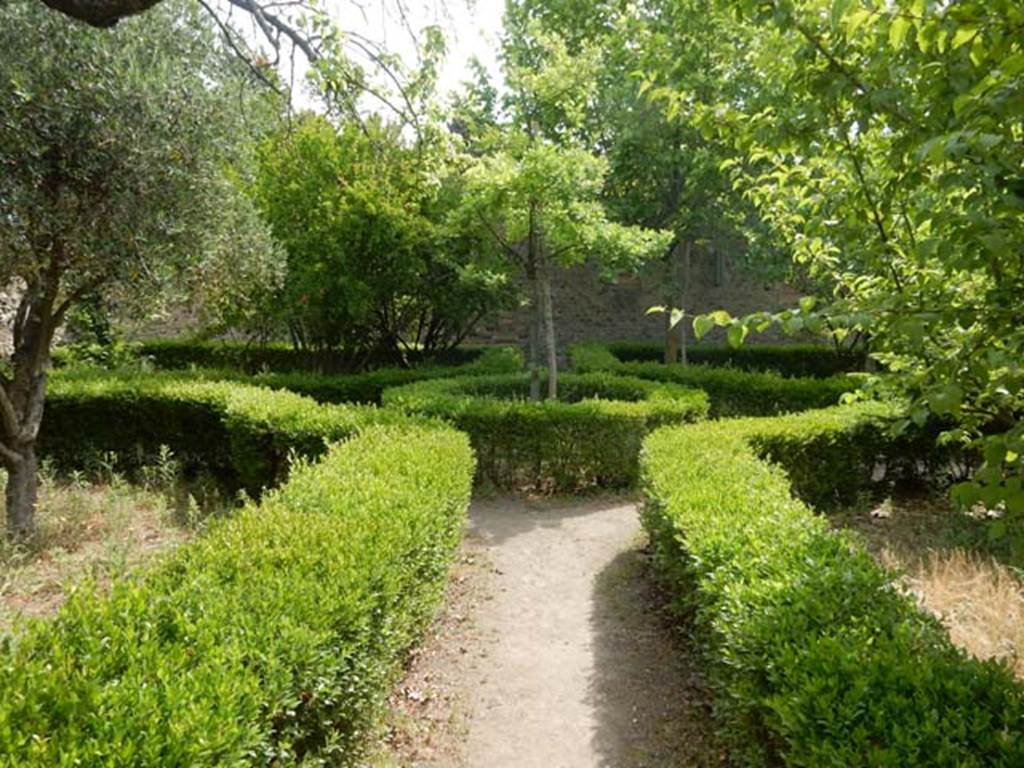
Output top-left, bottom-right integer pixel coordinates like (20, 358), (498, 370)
(0, 0), (275, 538)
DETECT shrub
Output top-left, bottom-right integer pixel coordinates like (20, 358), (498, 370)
(245, 344), (526, 405)
(570, 342), (859, 418)
(605, 339), (866, 377)
(53, 344), (525, 406)
(641, 405), (1024, 766)
(52, 338), (499, 375)
(0, 424), (474, 766)
(41, 370), (409, 494)
(384, 372), (707, 491)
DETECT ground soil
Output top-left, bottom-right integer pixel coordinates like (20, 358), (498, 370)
(371, 495), (724, 768)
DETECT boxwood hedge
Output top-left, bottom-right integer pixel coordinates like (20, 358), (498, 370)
(246, 346), (524, 405)
(41, 371), (409, 494)
(571, 342), (859, 418)
(383, 372), (708, 491)
(641, 404), (1024, 765)
(606, 340), (866, 377)
(52, 346), (524, 407)
(54, 338), (491, 373)
(0, 423), (474, 766)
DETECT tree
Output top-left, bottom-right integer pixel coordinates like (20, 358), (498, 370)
(0, 0), (276, 538)
(657, 0), (1023, 524)
(494, 0), (792, 364)
(251, 113), (510, 369)
(450, 19), (670, 399)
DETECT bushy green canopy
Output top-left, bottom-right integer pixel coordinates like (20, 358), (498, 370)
(0, 0), (277, 322)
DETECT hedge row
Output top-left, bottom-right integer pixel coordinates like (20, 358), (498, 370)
(606, 339), (866, 377)
(54, 338), (489, 374)
(1, 423), (474, 766)
(641, 405), (1024, 766)
(571, 342), (858, 418)
(383, 372), (708, 491)
(53, 346), (523, 407)
(246, 346), (524, 405)
(42, 371), (408, 494)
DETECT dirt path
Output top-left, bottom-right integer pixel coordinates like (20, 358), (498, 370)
(374, 496), (722, 768)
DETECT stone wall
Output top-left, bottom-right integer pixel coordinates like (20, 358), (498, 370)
(467, 247), (802, 354)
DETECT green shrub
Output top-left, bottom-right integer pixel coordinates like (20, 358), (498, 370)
(384, 372), (707, 491)
(52, 338), (500, 374)
(570, 342), (859, 418)
(243, 344), (525, 405)
(42, 370), (408, 494)
(605, 339), (866, 377)
(641, 405), (1024, 766)
(0, 424), (474, 766)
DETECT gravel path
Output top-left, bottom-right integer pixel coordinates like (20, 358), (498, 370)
(374, 495), (722, 768)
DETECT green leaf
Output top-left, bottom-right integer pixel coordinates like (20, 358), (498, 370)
(889, 16), (912, 49)
(693, 314), (715, 340)
(708, 309), (733, 326)
(951, 26), (977, 50)
(844, 8), (872, 38)
(830, 0), (853, 31)
(726, 323), (749, 349)
(926, 383), (964, 415)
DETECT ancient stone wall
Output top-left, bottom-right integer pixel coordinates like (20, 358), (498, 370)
(467, 248), (802, 353)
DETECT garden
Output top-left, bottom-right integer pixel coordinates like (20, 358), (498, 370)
(0, 0), (1022, 766)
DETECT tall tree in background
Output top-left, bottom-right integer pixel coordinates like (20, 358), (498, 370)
(504, 0), (789, 363)
(451, 19), (670, 399)
(0, 0), (277, 538)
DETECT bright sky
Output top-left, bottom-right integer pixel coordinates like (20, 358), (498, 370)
(326, 0), (506, 107)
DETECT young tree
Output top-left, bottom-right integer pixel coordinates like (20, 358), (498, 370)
(451, 22), (670, 399)
(0, 0), (276, 538)
(490, 0), (793, 365)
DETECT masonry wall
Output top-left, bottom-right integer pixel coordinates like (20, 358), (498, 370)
(467, 248), (802, 354)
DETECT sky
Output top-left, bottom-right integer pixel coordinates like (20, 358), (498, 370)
(322, 0), (506, 109)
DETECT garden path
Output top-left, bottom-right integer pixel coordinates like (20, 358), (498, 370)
(379, 496), (721, 767)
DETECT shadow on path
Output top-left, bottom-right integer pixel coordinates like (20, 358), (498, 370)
(589, 547), (725, 767)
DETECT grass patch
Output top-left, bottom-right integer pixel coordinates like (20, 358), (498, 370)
(832, 492), (1024, 678)
(0, 458), (220, 634)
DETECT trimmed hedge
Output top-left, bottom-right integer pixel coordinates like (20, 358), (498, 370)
(0, 424), (474, 766)
(383, 372), (708, 491)
(606, 339), (866, 377)
(42, 371), (409, 494)
(247, 345), (524, 405)
(641, 405), (1024, 766)
(571, 342), (859, 418)
(54, 338), (493, 374)
(52, 346), (524, 407)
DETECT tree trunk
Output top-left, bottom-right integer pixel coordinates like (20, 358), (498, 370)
(5, 447), (39, 539)
(2, 257), (64, 540)
(526, 198), (545, 402)
(680, 240), (692, 366)
(538, 253), (558, 401)
(526, 259), (542, 402)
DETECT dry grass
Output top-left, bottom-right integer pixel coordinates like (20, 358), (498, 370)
(832, 494), (1024, 678)
(0, 473), (196, 634)
(885, 548), (1024, 677)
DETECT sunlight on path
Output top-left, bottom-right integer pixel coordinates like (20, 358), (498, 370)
(455, 496), (717, 768)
